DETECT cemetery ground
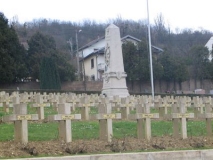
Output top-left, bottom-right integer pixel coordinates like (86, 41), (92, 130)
(1, 105), (213, 159)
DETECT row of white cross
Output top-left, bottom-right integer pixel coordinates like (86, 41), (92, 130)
(0, 91), (213, 144)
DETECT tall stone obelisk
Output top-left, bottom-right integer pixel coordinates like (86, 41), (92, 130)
(102, 24), (129, 97)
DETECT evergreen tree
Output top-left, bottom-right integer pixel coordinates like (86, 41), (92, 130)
(136, 39), (150, 82)
(40, 57), (61, 89)
(189, 45), (209, 80)
(27, 32), (57, 79)
(122, 41), (138, 81)
(159, 53), (175, 82)
(0, 12), (28, 83)
(28, 32), (76, 81)
(122, 39), (151, 82)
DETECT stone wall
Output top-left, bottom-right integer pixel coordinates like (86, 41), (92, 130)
(0, 82), (40, 90)
(0, 79), (213, 94)
(61, 81), (103, 91)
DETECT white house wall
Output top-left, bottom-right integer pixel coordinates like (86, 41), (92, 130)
(97, 55), (105, 66)
(205, 36), (213, 61)
(80, 37), (139, 58)
(97, 55), (105, 80)
(83, 55), (98, 80)
(81, 36), (141, 81)
(122, 38), (139, 46)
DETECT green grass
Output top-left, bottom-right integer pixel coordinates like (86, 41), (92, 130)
(0, 120), (209, 142)
(0, 123), (14, 141)
(0, 104), (210, 142)
(113, 121), (137, 138)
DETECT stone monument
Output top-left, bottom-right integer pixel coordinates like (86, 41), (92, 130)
(102, 24), (129, 98)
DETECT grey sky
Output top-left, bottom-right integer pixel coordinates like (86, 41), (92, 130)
(0, 0), (212, 32)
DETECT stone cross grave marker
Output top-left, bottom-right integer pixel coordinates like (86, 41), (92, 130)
(12, 95), (20, 104)
(32, 95), (50, 120)
(42, 92), (48, 103)
(160, 97), (173, 119)
(192, 96), (205, 118)
(128, 95), (136, 111)
(48, 97), (81, 142)
(50, 94), (60, 111)
(94, 96), (107, 108)
(2, 96), (38, 143)
(120, 97), (132, 119)
(90, 98), (121, 142)
(154, 98), (164, 118)
(155, 97), (171, 118)
(171, 97), (194, 139)
(111, 95), (121, 112)
(128, 100), (159, 141)
(198, 96), (213, 136)
(20, 92), (30, 104)
(29, 92), (35, 103)
(182, 96), (192, 112)
(2, 94), (12, 113)
(78, 97), (94, 120)
(67, 94), (79, 111)
(167, 95), (176, 108)
(171, 97), (180, 138)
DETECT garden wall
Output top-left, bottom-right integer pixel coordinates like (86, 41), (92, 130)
(0, 79), (213, 94)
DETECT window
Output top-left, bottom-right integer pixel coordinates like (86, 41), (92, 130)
(91, 75), (95, 81)
(91, 58), (94, 68)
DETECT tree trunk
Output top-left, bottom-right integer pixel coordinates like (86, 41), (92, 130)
(179, 81), (182, 90)
(131, 80), (133, 92)
(173, 79), (176, 92)
(194, 78), (197, 89)
(188, 79), (190, 91)
(166, 81), (169, 92)
(200, 78), (203, 89)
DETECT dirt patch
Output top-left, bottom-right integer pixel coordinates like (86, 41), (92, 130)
(1, 136), (213, 159)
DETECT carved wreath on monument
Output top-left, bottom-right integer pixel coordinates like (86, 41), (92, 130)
(104, 43), (110, 68)
(116, 72), (122, 80)
(104, 73), (109, 83)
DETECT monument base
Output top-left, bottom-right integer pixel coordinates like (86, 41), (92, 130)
(102, 88), (129, 98)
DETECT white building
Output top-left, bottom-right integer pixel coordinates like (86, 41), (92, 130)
(77, 35), (163, 81)
(205, 36), (213, 61)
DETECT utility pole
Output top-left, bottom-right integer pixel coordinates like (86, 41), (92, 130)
(147, 0), (155, 100)
(67, 38), (76, 67)
(76, 30), (81, 80)
(67, 38), (73, 57)
(75, 29), (86, 90)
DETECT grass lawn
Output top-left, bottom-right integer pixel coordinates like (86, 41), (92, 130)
(0, 120), (207, 141)
(0, 104), (209, 141)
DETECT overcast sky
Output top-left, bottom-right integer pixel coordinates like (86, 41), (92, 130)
(0, 0), (213, 32)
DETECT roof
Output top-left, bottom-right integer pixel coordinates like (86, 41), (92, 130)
(80, 35), (164, 60)
(21, 42), (29, 50)
(152, 45), (164, 53)
(205, 36), (213, 50)
(80, 47), (105, 61)
(78, 36), (105, 51)
(78, 35), (140, 51)
(121, 35), (141, 42)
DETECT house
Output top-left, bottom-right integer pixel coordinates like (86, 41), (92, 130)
(78, 35), (163, 81)
(205, 36), (213, 61)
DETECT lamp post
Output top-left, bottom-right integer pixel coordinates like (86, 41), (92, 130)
(76, 30), (82, 80)
(67, 38), (73, 57)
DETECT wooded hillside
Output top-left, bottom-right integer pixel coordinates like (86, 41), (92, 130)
(1, 12), (213, 90)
